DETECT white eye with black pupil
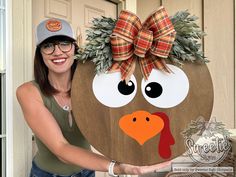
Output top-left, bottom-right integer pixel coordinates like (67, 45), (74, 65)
(92, 72), (137, 108)
(141, 64), (189, 108)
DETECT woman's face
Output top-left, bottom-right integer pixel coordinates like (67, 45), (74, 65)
(40, 39), (75, 75)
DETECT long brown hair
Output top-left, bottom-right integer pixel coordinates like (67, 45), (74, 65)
(34, 36), (79, 96)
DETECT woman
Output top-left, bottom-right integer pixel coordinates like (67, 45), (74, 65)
(16, 18), (170, 177)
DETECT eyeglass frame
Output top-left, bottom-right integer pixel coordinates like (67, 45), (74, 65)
(39, 40), (76, 55)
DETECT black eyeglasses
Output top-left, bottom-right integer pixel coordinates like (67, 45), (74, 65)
(40, 41), (74, 55)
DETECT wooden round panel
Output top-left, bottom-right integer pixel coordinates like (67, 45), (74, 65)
(71, 61), (213, 165)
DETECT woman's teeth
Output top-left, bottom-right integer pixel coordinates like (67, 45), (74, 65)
(52, 59), (66, 63)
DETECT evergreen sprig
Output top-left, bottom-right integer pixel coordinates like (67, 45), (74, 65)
(75, 16), (116, 74)
(169, 10), (208, 65)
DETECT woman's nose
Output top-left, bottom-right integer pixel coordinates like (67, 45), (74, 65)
(53, 45), (63, 55)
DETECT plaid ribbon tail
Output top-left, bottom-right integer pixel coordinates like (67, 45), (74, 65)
(160, 58), (173, 73)
(108, 62), (121, 73)
(153, 58), (173, 73)
(120, 57), (135, 81)
(109, 57), (135, 82)
(139, 57), (155, 80)
(125, 60), (136, 84)
(140, 56), (173, 80)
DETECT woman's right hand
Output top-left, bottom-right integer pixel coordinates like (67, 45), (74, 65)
(115, 160), (171, 175)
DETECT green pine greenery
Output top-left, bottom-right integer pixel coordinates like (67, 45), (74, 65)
(75, 10), (208, 74)
(169, 10), (208, 65)
(75, 17), (116, 74)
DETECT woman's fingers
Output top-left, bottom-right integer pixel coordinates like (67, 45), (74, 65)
(140, 160), (172, 174)
(119, 160), (172, 175)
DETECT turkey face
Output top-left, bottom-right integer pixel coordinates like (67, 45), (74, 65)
(71, 61), (213, 165)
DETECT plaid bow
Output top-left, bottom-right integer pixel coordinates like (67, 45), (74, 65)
(110, 6), (176, 81)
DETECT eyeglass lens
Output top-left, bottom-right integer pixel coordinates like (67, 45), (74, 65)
(40, 41), (73, 55)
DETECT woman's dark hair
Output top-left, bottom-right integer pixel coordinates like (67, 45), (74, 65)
(34, 36), (79, 96)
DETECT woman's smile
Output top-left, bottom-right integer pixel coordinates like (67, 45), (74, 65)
(51, 58), (67, 65)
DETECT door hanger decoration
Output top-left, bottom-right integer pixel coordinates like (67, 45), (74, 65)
(71, 6), (213, 165)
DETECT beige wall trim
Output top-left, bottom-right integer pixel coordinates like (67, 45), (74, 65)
(23, 0), (33, 175)
(234, 0), (236, 128)
(106, 0), (125, 17)
(107, 0), (122, 4)
(22, 0), (33, 174)
(23, 0), (33, 82)
(125, 0), (137, 13)
(12, 0), (33, 176)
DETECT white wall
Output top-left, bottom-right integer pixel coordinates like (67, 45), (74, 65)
(125, 0), (137, 13)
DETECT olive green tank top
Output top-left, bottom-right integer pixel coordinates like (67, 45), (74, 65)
(32, 81), (91, 175)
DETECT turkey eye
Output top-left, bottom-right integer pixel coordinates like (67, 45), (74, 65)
(145, 82), (162, 98)
(141, 64), (189, 108)
(118, 80), (135, 95)
(92, 73), (137, 108)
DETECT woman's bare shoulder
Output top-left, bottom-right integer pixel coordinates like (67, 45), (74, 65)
(16, 81), (42, 102)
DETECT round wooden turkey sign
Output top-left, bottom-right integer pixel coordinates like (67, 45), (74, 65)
(71, 61), (213, 165)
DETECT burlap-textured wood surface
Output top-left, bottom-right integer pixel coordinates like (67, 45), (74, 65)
(71, 61), (213, 165)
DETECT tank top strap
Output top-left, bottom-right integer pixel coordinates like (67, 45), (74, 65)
(31, 80), (54, 109)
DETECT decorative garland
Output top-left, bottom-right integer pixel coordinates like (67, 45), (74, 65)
(75, 17), (116, 74)
(75, 10), (208, 75)
(169, 10), (208, 65)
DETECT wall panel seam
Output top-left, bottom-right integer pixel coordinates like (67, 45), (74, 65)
(234, 0), (236, 128)
(202, 0), (205, 55)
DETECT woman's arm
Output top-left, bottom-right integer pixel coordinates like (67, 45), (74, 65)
(16, 82), (113, 171)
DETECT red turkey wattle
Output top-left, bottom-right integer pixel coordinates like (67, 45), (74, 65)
(153, 112), (175, 159)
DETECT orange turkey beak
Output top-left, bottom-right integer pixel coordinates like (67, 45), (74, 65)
(119, 111), (164, 145)
(119, 111), (175, 159)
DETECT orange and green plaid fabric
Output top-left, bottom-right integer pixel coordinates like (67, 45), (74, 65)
(110, 6), (176, 80)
